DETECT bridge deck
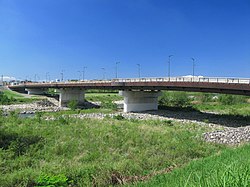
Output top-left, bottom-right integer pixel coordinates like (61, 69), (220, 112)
(8, 77), (250, 96)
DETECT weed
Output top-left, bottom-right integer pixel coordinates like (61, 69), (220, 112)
(35, 174), (69, 187)
(67, 100), (78, 110)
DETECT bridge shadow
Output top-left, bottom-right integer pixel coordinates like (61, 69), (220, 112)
(138, 106), (250, 128)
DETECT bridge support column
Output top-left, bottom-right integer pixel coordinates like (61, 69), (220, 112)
(26, 88), (45, 95)
(59, 88), (85, 107)
(119, 91), (161, 112)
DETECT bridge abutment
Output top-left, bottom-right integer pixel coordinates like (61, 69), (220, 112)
(59, 88), (85, 107)
(26, 88), (45, 95)
(119, 90), (161, 112)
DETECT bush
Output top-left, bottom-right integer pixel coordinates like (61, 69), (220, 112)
(200, 93), (212, 103)
(219, 94), (246, 105)
(67, 100), (78, 110)
(101, 100), (117, 110)
(159, 92), (190, 108)
(35, 174), (69, 187)
(0, 92), (14, 105)
(113, 115), (125, 120)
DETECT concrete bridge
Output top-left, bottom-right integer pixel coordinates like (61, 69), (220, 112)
(8, 77), (250, 112)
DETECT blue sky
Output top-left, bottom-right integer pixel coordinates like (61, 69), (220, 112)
(0, 0), (249, 81)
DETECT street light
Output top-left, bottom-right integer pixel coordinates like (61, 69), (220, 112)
(137, 64), (141, 78)
(168, 55), (173, 80)
(77, 71), (81, 81)
(115, 62), (120, 78)
(191, 58), (195, 81)
(61, 70), (64, 82)
(83, 66), (87, 81)
(34, 74), (37, 82)
(46, 72), (50, 82)
(101, 68), (106, 80)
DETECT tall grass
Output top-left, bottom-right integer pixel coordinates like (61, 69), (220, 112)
(0, 112), (224, 186)
(135, 144), (250, 187)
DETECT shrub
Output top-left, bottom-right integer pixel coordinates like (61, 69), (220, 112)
(0, 92), (13, 104)
(219, 94), (246, 105)
(113, 115), (125, 120)
(67, 100), (78, 110)
(101, 100), (117, 110)
(159, 92), (190, 108)
(200, 93), (212, 103)
(35, 174), (68, 187)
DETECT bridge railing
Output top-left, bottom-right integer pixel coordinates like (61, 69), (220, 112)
(18, 77), (250, 86)
(112, 77), (250, 84)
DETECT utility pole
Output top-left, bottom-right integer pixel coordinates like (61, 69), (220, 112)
(137, 64), (141, 78)
(168, 55), (173, 80)
(191, 58), (195, 81)
(115, 62), (120, 78)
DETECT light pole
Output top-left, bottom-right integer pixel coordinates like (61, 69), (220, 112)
(115, 61), (120, 78)
(46, 72), (50, 82)
(83, 66), (87, 81)
(61, 70), (64, 82)
(77, 71), (81, 81)
(137, 64), (141, 78)
(168, 55), (173, 80)
(191, 58), (195, 81)
(101, 68), (106, 80)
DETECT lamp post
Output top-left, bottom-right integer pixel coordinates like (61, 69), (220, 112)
(137, 64), (141, 78)
(115, 61), (120, 78)
(191, 58), (195, 81)
(101, 68), (106, 80)
(168, 55), (173, 80)
(83, 66), (87, 81)
(77, 71), (81, 81)
(46, 72), (50, 82)
(61, 70), (64, 82)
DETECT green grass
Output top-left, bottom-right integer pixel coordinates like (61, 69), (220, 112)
(85, 93), (122, 102)
(2, 90), (25, 98)
(1, 90), (39, 104)
(134, 144), (250, 187)
(194, 103), (250, 116)
(0, 112), (225, 186)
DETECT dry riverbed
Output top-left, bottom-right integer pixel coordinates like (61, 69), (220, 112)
(1, 99), (250, 145)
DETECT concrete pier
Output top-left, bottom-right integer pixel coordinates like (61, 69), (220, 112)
(119, 90), (161, 112)
(59, 88), (85, 107)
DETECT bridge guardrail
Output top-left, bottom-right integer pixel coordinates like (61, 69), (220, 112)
(16, 77), (250, 86)
(111, 77), (250, 84)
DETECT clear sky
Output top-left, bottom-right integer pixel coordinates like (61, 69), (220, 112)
(0, 0), (250, 81)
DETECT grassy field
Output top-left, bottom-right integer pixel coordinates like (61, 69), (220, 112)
(1, 90), (39, 104)
(0, 111), (225, 186)
(85, 92), (122, 102)
(159, 91), (250, 117)
(0, 90), (250, 186)
(134, 144), (250, 187)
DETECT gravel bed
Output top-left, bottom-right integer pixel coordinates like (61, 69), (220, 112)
(0, 98), (68, 113)
(1, 99), (249, 145)
(204, 126), (250, 145)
